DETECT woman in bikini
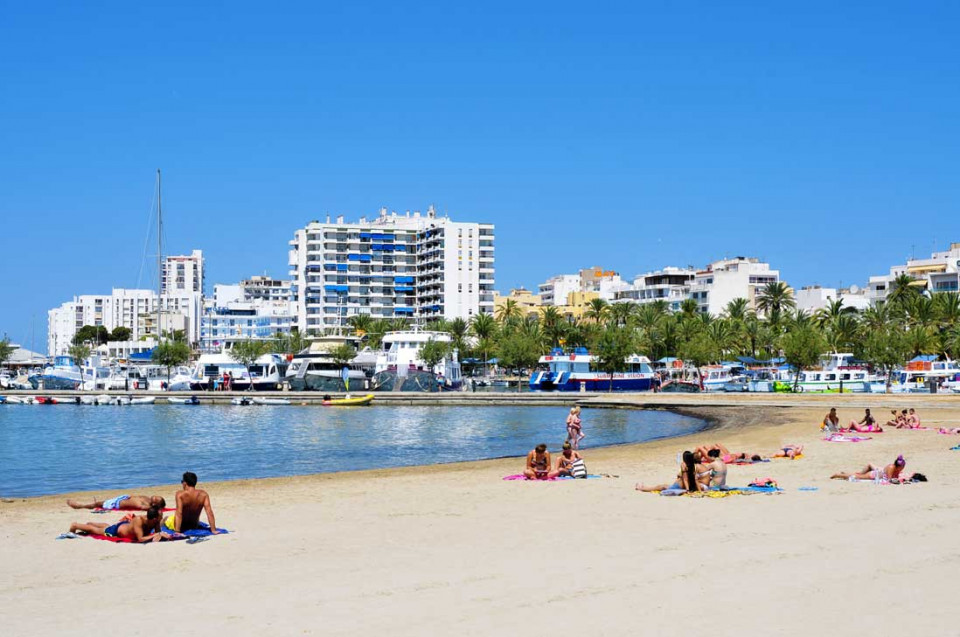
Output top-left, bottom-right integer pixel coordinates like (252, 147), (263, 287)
(524, 443), (555, 480)
(635, 451), (705, 492)
(848, 409), (882, 433)
(887, 409), (909, 428)
(565, 406), (584, 449)
(555, 441), (582, 477)
(831, 455), (906, 481)
(771, 444), (804, 459)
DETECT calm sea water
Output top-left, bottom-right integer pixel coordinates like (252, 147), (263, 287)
(0, 405), (705, 497)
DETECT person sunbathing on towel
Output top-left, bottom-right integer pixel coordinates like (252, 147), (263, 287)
(821, 408), (840, 432)
(555, 442), (582, 477)
(69, 506), (173, 543)
(831, 455), (906, 481)
(848, 409), (881, 432)
(695, 443), (762, 464)
(67, 494), (166, 511)
(771, 444), (804, 459)
(939, 427), (960, 434)
(636, 451), (705, 493)
(162, 472), (219, 534)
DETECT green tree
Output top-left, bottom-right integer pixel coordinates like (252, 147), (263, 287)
(72, 325), (110, 346)
(152, 340), (192, 383)
(781, 326), (828, 391)
(419, 339), (449, 372)
(229, 340), (269, 390)
(887, 273), (921, 309)
(495, 298), (523, 324)
(723, 298), (750, 322)
(446, 317), (469, 355)
(271, 329), (307, 356)
(347, 313), (375, 339)
(330, 343), (357, 368)
(496, 330), (541, 392)
(593, 326), (634, 391)
(68, 343), (91, 365)
(0, 336), (13, 368)
(584, 298), (609, 323)
(677, 332), (718, 369)
(538, 306), (566, 348)
(756, 281), (796, 323)
(109, 326), (132, 342)
(857, 325), (910, 392)
(608, 301), (636, 328)
(469, 312), (498, 341)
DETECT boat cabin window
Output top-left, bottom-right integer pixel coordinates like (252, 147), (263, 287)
(203, 365), (220, 377)
(824, 373), (836, 381)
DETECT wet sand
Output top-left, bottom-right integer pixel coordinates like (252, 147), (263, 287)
(2, 397), (959, 635)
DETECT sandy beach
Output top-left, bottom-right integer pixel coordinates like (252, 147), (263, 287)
(3, 396), (960, 636)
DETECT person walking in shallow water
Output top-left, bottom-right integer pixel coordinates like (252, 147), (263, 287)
(566, 406), (584, 449)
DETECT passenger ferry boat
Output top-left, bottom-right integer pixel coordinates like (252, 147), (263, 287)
(886, 359), (960, 393)
(529, 348), (654, 392)
(785, 353), (880, 393)
(371, 330), (462, 392)
(700, 364), (745, 392)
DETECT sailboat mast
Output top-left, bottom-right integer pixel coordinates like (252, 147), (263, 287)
(157, 169), (163, 344)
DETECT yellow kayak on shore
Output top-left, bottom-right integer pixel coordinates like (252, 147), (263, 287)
(322, 394), (374, 407)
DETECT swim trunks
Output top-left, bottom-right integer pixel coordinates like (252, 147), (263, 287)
(102, 495), (131, 510)
(103, 520), (130, 537)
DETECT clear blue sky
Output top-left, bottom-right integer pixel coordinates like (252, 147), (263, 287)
(2, 1), (959, 349)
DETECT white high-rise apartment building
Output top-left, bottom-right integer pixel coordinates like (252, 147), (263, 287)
(161, 250), (205, 343)
(689, 257), (780, 316)
(199, 279), (296, 352)
(289, 207), (494, 332)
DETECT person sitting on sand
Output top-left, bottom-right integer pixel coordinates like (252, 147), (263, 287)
(822, 408), (840, 432)
(907, 408), (921, 428)
(565, 406), (584, 450)
(887, 409), (909, 428)
(771, 444), (804, 459)
(67, 494), (166, 511)
(636, 451), (704, 493)
(523, 444), (555, 480)
(831, 455), (906, 481)
(554, 442), (583, 477)
(847, 409), (881, 433)
(162, 472), (219, 534)
(69, 506), (173, 543)
(698, 449), (728, 488)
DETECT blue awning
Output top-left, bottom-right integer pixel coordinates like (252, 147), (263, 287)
(130, 349), (154, 361)
(910, 355), (939, 362)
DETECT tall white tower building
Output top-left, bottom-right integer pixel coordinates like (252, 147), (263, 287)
(288, 207), (494, 333)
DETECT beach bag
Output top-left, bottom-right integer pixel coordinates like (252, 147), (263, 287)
(570, 459), (587, 479)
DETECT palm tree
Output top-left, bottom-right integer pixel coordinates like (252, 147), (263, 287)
(679, 298), (700, 319)
(347, 313), (374, 339)
(706, 320), (736, 360)
(367, 318), (395, 349)
(469, 312), (498, 341)
(446, 317), (469, 355)
(584, 298), (610, 323)
(887, 273), (921, 308)
(905, 295), (937, 330)
(825, 314), (859, 353)
(934, 292), (960, 331)
(786, 308), (813, 330)
(723, 298), (750, 322)
(861, 301), (894, 333)
(495, 298), (522, 324)
(815, 298), (856, 328)
(756, 281), (796, 320)
(538, 306), (566, 348)
(607, 301), (636, 328)
(905, 325), (937, 357)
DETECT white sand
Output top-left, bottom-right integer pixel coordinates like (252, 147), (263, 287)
(2, 397), (959, 635)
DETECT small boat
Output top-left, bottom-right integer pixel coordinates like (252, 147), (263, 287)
(35, 396), (58, 405)
(129, 397), (156, 405)
(167, 396), (201, 405)
(252, 397), (290, 406)
(231, 397), (254, 406)
(5, 396), (32, 404)
(322, 394), (374, 406)
(79, 396), (99, 405)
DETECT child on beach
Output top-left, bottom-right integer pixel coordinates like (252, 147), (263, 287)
(566, 406), (584, 449)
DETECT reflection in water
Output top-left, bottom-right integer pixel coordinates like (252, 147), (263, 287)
(0, 405), (705, 497)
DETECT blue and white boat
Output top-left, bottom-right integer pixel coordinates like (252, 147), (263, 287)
(40, 355), (84, 390)
(529, 348), (654, 392)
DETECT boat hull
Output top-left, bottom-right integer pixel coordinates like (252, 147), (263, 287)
(529, 375), (653, 392)
(322, 394), (374, 406)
